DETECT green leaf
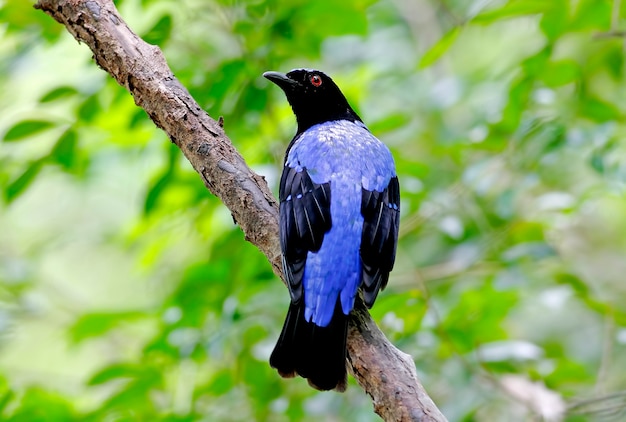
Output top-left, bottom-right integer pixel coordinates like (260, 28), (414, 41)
(369, 113), (410, 134)
(69, 311), (145, 343)
(206, 59), (247, 108)
(143, 143), (179, 215)
(77, 95), (101, 122)
(129, 108), (149, 128)
(143, 14), (173, 45)
(3, 120), (55, 142)
(440, 283), (518, 354)
(205, 369), (234, 396)
(580, 96), (622, 122)
(0, 0), (63, 42)
(472, 1), (552, 24)
(88, 364), (159, 386)
(6, 387), (76, 421)
(554, 273), (589, 296)
(569, 0), (612, 32)
(301, 1), (369, 36)
(604, 45), (624, 79)
(590, 151), (605, 174)
(50, 130), (77, 170)
(143, 170), (174, 215)
(39, 86), (79, 103)
(539, 0), (569, 41)
(0, 390), (14, 414)
(521, 47), (551, 77)
(5, 160), (44, 203)
(419, 27), (460, 68)
(541, 60), (580, 86)
(90, 365), (163, 413)
(496, 76), (533, 132)
(99, 380), (156, 413)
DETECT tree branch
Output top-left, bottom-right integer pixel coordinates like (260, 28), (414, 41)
(34, 1), (446, 420)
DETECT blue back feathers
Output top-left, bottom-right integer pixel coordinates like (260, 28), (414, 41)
(285, 120), (396, 326)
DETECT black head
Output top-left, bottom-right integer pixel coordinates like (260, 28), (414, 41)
(264, 69), (362, 134)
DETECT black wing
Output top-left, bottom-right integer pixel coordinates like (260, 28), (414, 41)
(279, 165), (332, 304)
(360, 176), (400, 307)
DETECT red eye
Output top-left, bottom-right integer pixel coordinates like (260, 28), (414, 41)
(310, 74), (322, 87)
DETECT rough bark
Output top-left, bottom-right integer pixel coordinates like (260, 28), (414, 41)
(34, 1), (447, 420)
(349, 300), (445, 421)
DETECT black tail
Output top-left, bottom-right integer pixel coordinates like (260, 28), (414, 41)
(270, 298), (348, 391)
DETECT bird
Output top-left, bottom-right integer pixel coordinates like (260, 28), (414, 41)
(264, 69), (400, 391)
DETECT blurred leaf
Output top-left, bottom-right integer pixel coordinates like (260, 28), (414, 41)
(213, 60), (247, 97)
(569, 0), (612, 31)
(440, 283), (518, 354)
(371, 291), (426, 338)
(590, 151), (605, 174)
(580, 96), (622, 122)
(77, 95), (101, 122)
(0, 0), (63, 42)
(69, 311), (146, 343)
(5, 160), (44, 203)
(88, 364), (160, 386)
(496, 76), (533, 132)
(301, 1), (369, 36)
(509, 221), (545, 243)
(39, 86), (79, 103)
(50, 129), (77, 170)
(129, 108), (150, 128)
(3, 120), (55, 142)
(522, 47), (551, 76)
(539, 0), (569, 41)
(143, 14), (173, 45)
(144, 170), (174, 215)
(144, 143), (179, 214)
(5, 387), (76, 422)
(541, 60), (580, 87)
(205, 369), (235, 396)
(236, 84), (268, 114)
(369, 113), (410, 135)
(603, 44), (624, 79)
(170, 261), (231, 326)
(97, 379), (160, 415)
(472, 1), (551, 24)
(554, 273), (589, 296)
(543, 357), (592, 390)
(0, 391), (14, 414)
(419, 27), (460, 68)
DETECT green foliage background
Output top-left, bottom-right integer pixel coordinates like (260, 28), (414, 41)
(1, 0), (626, 420)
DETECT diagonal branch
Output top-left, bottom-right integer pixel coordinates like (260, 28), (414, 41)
(34, 1), (446, 420)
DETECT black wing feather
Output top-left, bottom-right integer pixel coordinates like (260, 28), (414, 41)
(360, 176), (400, 308)
(279, 165), (332, 304)
(273, 165), (344, 391)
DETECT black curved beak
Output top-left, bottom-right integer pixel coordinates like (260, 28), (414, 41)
(263, 71), (300, 91)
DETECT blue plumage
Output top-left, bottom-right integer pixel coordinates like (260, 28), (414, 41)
(286, 120), (396, 326)
(264, 69), (400, 391)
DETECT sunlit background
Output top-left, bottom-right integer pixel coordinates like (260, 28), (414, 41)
(1, 0), (626, 420)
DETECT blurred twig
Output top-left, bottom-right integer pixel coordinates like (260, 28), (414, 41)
(611, 0), (622, 29)
(593, 30), (626, 39)
(595, 0), (626, 45)
(568, 390), (626, 419)
(595, 314), (615, 396)
(435, 0), (464, 26)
